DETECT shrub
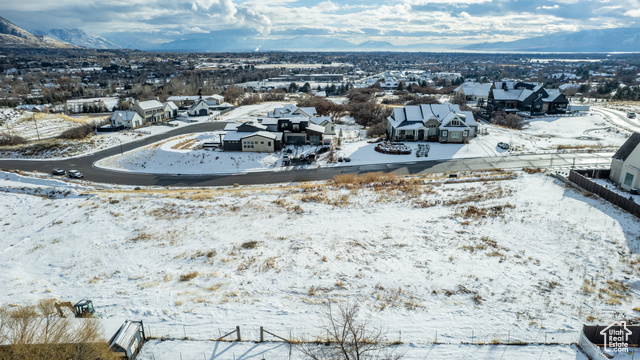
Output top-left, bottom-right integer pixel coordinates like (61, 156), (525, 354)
(0, 132), (27, 146)
(60, 124), (95, 140)
(241, 240), (258, 249)
(179, 271), (199, 282)
(492, 111), (528, 130)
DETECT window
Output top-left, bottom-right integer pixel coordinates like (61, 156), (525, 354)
(463, 131), (468, 137)
(451, 120), (460, 126)
(451, 131), (461, 139)
(624, 172), (634, 187)
(261, 141), (264, 144)
(442, 130), (448, 137)
(268, 142), (271, 146)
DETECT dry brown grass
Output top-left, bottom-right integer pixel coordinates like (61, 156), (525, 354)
(172, 138), (199, 150)
(454, 204), (515, 219)
(180, 271), (199, 282)
(556, 144), (605, 151)
(522, 167), (543, 174)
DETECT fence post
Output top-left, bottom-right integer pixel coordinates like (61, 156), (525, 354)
(508, 331), (510, 345)
(260, 326), (264, 343)
(435, 330), (438, 344)
(471, 330), (474, 344)
(183, 325), (187, 339)
(236, 326), (241, 341)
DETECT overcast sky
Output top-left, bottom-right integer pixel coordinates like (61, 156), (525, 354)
(2, 0), (640, 46)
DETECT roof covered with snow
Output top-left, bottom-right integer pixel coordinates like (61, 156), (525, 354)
(613, 132), (640, 161)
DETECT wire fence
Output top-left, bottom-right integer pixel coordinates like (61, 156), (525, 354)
(142, 323), (579, 346)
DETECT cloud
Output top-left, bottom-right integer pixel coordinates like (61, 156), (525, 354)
(1, 0), (639, 48)
(624, 8), (640, 17)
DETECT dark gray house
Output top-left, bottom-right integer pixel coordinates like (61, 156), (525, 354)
(488, 81), (568, 114)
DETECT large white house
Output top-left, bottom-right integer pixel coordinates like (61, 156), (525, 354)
(111, 111), (143, 129)
(133, 100), (165, 124)
(610, 132), (640, 191)
(387, 103), (478, 143)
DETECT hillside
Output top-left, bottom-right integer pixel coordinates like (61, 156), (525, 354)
(41, 28), (119, 49)
(0, 16), (78, 49)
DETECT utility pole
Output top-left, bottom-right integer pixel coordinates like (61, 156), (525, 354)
(32, 113), (40, 141)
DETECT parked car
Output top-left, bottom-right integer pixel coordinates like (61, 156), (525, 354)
(497, 142), (510, 150)
(51, 168), (66, 176)
(68, 170), (83, 179)
(282, 155), (291, 165)
(627, 112), (636, 119)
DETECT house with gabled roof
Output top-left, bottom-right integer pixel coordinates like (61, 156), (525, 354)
(387, 103), (478, 143)
(268, 104), (317, 118)
(163, 101), (179, 119)
(610, 132), (640, 191)
(133, 100), (165, 124)
(454, 81), (492, 101)
(167, 94), (224, 108)
(488, 81), (568, 114)
(222, 121), (282, 152)
(310, 116), (336, 135)
(111, 111), (143, 129)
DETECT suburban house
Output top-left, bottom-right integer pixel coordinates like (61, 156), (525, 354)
(454, 81), (492, 101)
(310, 116), (336, 135)
(268, 104), (317, 118)
(167, 94), (224, 108)
(222, 105), (330, 152)
(111, 111), (144, 129)
(222, 121), (282, 152)
(17, 104), (49, 112)
(387, 103), (478, 143)
(163, 102), (179, 119)
(610, 132), (640, 191)
(133, 100), (165, 124)
(488, 81), (568, 114)
(187, 96), (233, 116)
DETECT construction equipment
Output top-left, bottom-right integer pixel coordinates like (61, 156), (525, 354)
(55, 299), (95, 318)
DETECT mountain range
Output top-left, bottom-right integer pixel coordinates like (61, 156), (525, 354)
(36, 28), (120, 50)
(0, 16), (77, 49)
(1, 14), (640, 53)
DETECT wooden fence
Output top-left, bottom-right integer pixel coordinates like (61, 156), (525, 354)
(568, 169), (640, 218)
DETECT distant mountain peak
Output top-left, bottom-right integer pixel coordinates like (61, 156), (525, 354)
(0, 16), (79, 49)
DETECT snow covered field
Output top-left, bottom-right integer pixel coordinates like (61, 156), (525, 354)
(0, 108), (107, 141)
(139, 340), (590, 360)
(1, 169), (638, 358)
(97, 112), (631, 175)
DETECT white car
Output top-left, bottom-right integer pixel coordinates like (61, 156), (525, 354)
(68, 170), (83, 179)
(497, 142), (510, 150)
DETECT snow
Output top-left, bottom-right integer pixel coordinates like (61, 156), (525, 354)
(1, 169), (639, 358)
(0, 108), (107, 141)
(138, 340), (589, 360)
(592, 178), (640, 203)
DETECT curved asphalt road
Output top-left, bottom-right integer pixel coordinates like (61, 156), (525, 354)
(0, 122), (614, 187)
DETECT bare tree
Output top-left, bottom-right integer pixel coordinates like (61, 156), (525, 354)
(298, 302), (403, 360)
(0, 300), (118, 360)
